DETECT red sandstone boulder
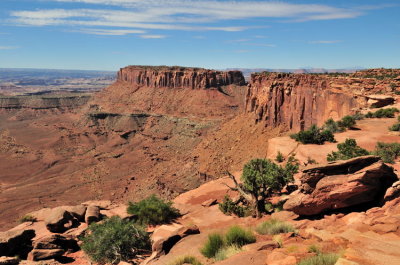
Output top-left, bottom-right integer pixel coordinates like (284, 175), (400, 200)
(45, 208), (78, 233)
(284, 156), (398, 215)
(0, 257), (19, 265)
(85, 205), (101, 224)
(28, 249), (64, 261)
(0, 229), (35, 257)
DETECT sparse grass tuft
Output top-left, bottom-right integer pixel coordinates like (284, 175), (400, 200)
(200, 233), (225, 258)
(225, 226), (256, 247)
(169, 256), (202, 265)
(214, 245), (242, 261)
(298, 253), (340, 265)
(256, 219), (295, 235)
(308, 244), (321, 254)
(19, 215), (37, 223)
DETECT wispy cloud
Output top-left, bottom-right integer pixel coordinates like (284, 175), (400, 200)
(309, 40), (342, 44)
(8, 1), (370, 36)
(76, 28), (145, 35)
(0, 46), (18, 50)
(139, 34), (166, 39)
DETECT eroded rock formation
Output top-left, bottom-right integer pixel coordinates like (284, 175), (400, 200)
(283, 156), (398, 215)
(245, 70), (400, 131)
(117, 66), (245, 89)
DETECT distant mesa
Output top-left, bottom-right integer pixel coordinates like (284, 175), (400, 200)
(117, 65), (246, 89)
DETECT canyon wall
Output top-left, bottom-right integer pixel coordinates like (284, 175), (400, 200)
(117, 66), (246, 89)
(245, 73), (364, 131)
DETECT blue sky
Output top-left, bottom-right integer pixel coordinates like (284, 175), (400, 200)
(0, 0), (399, 71)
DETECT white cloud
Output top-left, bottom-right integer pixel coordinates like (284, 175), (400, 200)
(139, 34), (166, 39)
(0, 46), (18, 50)
(309, 40), (342, 44)
(8, 1), (371, 35)
(75, 28), (145, 35)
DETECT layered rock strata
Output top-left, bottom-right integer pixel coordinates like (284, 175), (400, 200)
(117, 66), (245, 89)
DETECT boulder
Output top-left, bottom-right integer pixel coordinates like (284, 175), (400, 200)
(27, 249), (64, 261)
(60, 205), (86, 222)
(201, 198), (218, 207)
(85, 205), (100, 224)
(33, 234), (79, 251)
(383, 180), (400, 203)
(284, 156), (397, 215)
(0, 229), (35, 258)
(45, 208), (77, 233)
(143, 223), (200, 264)
(0, 257), (19, 265)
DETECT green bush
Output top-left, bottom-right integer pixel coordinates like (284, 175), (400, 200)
(276, 151), (284, 163)
(81, 216), (150, 264)
(19, 215), (37, 223)
(255, 219), (295, 235)
(200, 233), (225, 258)
(337, 115), (356, 129)
(327, 138), (370, 162)
(298, 253), (339, 265)
(214, 245), (242, 261)
(323, 119), (343, 133)
(308, 245), (321, 254)
(225, 226), (256, 247)
(241, 158), (297, 217)
(290, 125), (335, 145)
(373, 142), (400, 163)
(218, 195), (250, 217)
(389, 123), (400, 131)
(169, 256), (202, 265)
(365, 108), (399, 118)
(127, 195), (180, 225)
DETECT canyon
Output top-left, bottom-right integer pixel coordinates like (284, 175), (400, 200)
(0, 66), (400, 265)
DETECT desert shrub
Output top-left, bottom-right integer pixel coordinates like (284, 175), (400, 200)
(337, 115), (356, 129)
(218, 195), (251, 217)
(352, 113), (365, 120)
(169, 256), (202, 265)
(389, 123), (400, 131)
(307, 157), (317, 165)
(298, 253), (340, 265)
(308, 245), (321, 254)
(127, 195), (180, 225)
(290, 125), (335, 145)
(225, 226), (256, 247)
(214, 245), (242, 261)
(327, 138), (370, 162)
(241, 158), (297, 217)
(200, 233), (225, 258)
(276, 151), (284, 163)
(256, 219), (295, 235)
(272, 235), (283, 248)
(19, 215), (37, 223)
(81, 216), (150, 264)
(373, 142), (400, 163)
(365, 108), (399, 118)
(323, 119), (342, 133)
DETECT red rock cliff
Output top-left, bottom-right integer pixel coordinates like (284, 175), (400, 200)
(117, 66), (245, 89)
(245, 73), (364, 131)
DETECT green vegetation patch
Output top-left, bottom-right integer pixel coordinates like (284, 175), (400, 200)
(298, 253), (340, 265)
(327, 138), (370, 162)
(81, 216), (150, 264)
(373, 142), (400, 163)
(365, 108), (399, 118)
(256, 219), (295, 235)
(290, 125), (335, 145)
(169, 256), (203, 265)
(127, 195), (180, 225)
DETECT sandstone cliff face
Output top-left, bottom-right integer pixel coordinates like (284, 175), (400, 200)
(117, 66), (245, 89)
(245, 73), (363, 131)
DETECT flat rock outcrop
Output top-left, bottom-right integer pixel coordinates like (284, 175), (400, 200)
(117, 66), (245, 89)
(284, 156), (398, 215)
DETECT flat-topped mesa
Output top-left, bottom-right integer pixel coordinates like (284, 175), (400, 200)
(245, 72), (362, 131)
(117, 65), (246, 89)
